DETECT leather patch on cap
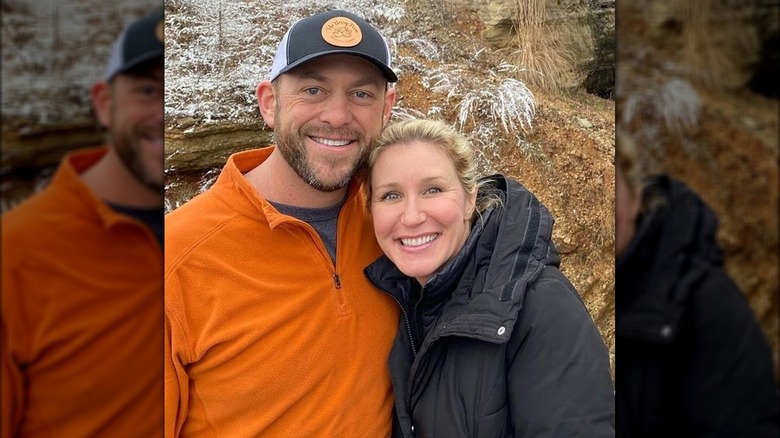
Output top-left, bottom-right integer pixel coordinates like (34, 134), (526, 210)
(156, 20), (164, 42)
(321, 16), (362, 47)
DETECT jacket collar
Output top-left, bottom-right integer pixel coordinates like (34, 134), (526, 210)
(212, 146), (365, 227)
(49, 147), (144, 230)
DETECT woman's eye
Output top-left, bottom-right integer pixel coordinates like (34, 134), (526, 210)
(379, 192), (400, 201)
(424, 187), (442, 195)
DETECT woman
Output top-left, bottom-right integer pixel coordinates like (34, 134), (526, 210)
(363, 119), (615, 437)
(615, 129), (778, 436)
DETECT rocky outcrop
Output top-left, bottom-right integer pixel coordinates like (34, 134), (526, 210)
(1, 120), (105, 172)
(164, 120), (272, 171)
(449, 0), (615, 94)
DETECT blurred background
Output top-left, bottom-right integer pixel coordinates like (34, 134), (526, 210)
(617, 0), (779, 378)
(1, 0), (162, 210)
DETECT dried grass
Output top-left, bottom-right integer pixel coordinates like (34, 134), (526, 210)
(678, 0), (759, 90)
(499, 0), (581, 93)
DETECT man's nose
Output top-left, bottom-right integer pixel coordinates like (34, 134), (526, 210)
(319, 94), (354, 128)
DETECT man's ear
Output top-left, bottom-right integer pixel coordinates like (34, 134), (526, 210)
(382, 86), (396, 125)
(256, 80), (276, 129)
(92, 81), (111, 129)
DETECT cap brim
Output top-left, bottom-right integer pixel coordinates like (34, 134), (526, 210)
(111, 49), (164, 78)
(276, 50), (398, 83)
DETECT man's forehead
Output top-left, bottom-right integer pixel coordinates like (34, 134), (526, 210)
(283, 54), (386, 83)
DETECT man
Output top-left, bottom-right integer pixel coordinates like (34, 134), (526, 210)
(164, 10), (400, 436)
(615, 129), (779, 436)
(1, 9), (164, 437)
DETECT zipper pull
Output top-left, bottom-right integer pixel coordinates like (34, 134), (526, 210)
(333, 273), (342, 289)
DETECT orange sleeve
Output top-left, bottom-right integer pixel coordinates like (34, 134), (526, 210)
(2, 250), (24, 438)
(2, 314), (24, 438)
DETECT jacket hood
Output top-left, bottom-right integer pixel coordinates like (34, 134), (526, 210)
(365, 174), (558, 345)
(616, 174), (722, 343)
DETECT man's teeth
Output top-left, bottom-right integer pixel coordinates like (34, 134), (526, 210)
(401, 234), (437, 247)
(313, 137), (351, 147)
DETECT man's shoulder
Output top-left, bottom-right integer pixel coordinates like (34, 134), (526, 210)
(2, 150), (105, 238)
(165, 181), (273, 272)
(166, 188), (235, 254)
(3, 186), (68, 245)
(2, 186), (100, 278)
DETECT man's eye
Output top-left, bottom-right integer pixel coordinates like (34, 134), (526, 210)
(135, 85), (158, 97)
(354, 90), (369, 99)
(305, 88), (321, 96)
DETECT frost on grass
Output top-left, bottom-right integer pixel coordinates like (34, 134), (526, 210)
(425, 63), (535, 133)
(457, 78), (535, 134)
(620, 76), (702, 168)
(420, 62), (536, 159)
(164, 0), (406, 125)
(621, 77), (701, 136)
(164, 0), (542, 191)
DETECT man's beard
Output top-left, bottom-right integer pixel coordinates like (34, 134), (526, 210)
(112, 124), (164, 194)
(276, 123), (370, 193)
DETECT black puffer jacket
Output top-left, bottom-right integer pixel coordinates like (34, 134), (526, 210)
(365, 175), (615, 437)
(616, 174), (779, 437)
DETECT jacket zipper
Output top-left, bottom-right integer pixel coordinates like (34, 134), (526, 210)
(377, 287), (417, 356)
(412, 286), (425, 349)
(377, 288), (418, 438)
(279, 214), (346, 310)
(299, 223), (343, 299)
(333, 273), (341, 289)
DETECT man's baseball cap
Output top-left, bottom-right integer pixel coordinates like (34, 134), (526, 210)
(103, 10), (164, 80)
(269, 10), (398, 83)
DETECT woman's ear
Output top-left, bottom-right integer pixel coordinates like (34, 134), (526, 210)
(256, 80), (276, 129)
(466, 189), (478, 221)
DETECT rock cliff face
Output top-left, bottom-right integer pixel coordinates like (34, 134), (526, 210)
(164, 120), (272, 171)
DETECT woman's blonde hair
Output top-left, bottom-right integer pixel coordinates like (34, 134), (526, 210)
(364, 119), (502, 221)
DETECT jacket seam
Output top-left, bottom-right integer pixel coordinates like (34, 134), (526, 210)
(164, 211), (241, 278)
